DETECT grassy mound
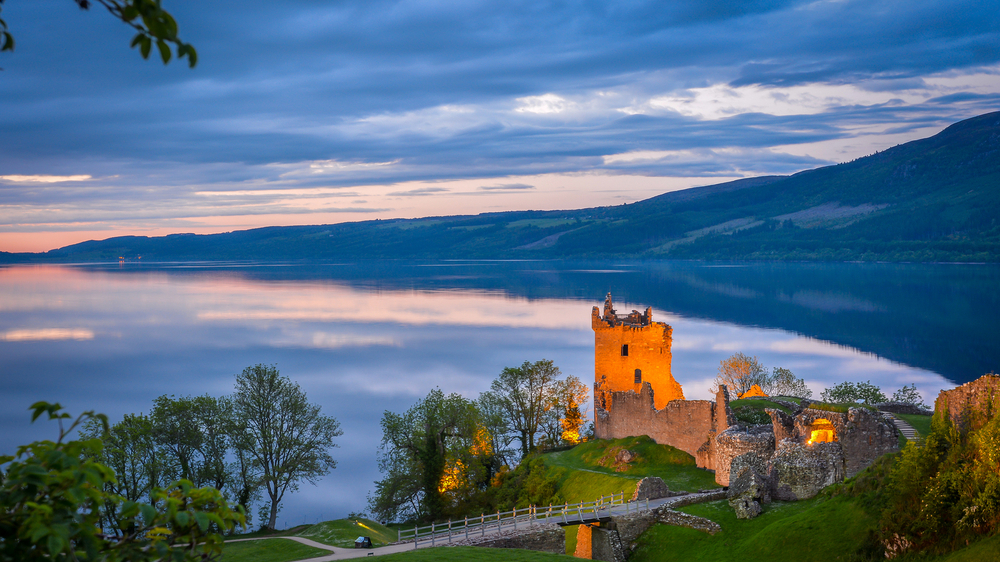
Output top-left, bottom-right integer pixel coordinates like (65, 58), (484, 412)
(295, 517), (397, 547)
(544, 436), (720, 495)
(221, 538), (329, 562)
(377, 546), (567, 561)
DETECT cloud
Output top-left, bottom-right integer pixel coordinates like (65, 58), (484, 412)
(2, 328), (95, 341)
(2, 0), (999, 247)
(478, 183), (535, 191)
(385, 187), (450, 196)
(0, 175), (93, 183)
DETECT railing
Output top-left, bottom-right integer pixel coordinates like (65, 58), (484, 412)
(397, 491), (654, 548)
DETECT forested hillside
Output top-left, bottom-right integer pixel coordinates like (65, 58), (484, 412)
(4, 111), (998, 263)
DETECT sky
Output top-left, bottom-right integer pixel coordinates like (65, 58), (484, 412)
(1, 0), (999, 252)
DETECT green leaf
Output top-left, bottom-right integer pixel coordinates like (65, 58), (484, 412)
(140, 503), (157, 524)
(140, 36), (151, 59)
(130, 32), (143, 48)
(175, 511), (190, 527)
(1, 31), (12, 52)
(121, 5), (139, 21)
(156, 39), (170, 64)
(194, 511), (210, 531)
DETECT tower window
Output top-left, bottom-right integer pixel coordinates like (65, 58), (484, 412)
(634, 369), (642, 384)
(621, 344), (629, 356)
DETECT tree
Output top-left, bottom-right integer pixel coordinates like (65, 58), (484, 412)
(490, 359), (561, 457)
(0, 402), (244, 562)
(541, 375), (589, 447)
(892, 383), (927, 408)
(820, 380), (888, 405)
(767, 367), (813, 398)
(230, 364), (342, 530)
(370, 388), (482, 523)
(0, 0), (196, 66)
(81, 413), (166, 532)
(712, 352), (770, 397)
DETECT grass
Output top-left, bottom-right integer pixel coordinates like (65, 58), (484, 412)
(807, 401), (877, 413)
(505, 218), (579, 228)
(544, 436), (721, 494)
(932, 533), (1000, 561)
(728, 399), (794, 414)
(221, 538), (329, 562)
(541, 436), (721, 556)
(630, 496), (878, 562)
(896, 413), (933, 439)
(295, 517), (397, 548)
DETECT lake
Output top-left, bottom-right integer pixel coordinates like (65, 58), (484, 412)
(2, 259), (998, 527)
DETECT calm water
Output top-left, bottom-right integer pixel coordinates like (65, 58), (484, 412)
(2, 260), (998, 526)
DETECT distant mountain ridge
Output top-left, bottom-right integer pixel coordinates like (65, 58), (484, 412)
(4, 111), (999, 263)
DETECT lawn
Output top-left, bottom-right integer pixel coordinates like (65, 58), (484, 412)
(295, 517), (397, 548)
(630, 496), (878, 562)
(221, 538), (329, 562)
(896, 413), (933, 439)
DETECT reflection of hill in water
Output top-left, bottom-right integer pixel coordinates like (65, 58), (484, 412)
(90, 260), (1000, 385)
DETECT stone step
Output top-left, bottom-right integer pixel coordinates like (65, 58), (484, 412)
(880, 411), (920, 441)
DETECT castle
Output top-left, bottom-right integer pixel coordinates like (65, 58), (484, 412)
(591, 293), (899, 492)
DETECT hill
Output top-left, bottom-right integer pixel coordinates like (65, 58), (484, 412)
(5, 111), (1000, 263)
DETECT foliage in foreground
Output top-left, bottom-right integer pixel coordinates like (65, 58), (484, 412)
(0, 403), (244, 562)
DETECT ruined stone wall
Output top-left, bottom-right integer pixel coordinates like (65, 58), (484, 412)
(450, 523), (564, 554)
(592, 301), (683, 412)
(935, 374), (1000, 432)
(594, 382), (716, 461)
(713, 425), (775, 486)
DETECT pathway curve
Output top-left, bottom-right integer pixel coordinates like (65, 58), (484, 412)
(880, 411), (919, 441)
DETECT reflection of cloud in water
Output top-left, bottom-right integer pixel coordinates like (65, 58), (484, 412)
(777, 290), (885, 313)
(2, 328), (94, 341)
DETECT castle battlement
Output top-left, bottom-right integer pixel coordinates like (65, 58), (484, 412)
(592, 293), (683, 413)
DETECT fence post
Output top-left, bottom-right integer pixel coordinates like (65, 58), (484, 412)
(448, 519), (452, 544)
(414, 524), (418, 549)
(431, 522), (435, 547)
(562, 503), (567, 524)
(465, 515), (469, 539)
(513, 506), (517, 530)
(482, 513), (485, 537)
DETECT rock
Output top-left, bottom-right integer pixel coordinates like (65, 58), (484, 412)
(730, 496), (762, 519)
(727, 462), (770, 519)
(768, 439), (845, 501)
(728, 452), (771, 504)
(713, 424), (776, 486)
(615, 449), (637, 464)
(631, 477), (670, 501)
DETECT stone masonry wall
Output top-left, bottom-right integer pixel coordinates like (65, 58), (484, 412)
(593, 296), (683, 412)
(450, 523), (564, 554)
(935, 374), (1000, 432)
(595, 382), (716, 462)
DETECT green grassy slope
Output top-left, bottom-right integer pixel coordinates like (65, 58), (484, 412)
(7, 111), (999, 263)
(220, 538), (329, 562)
(896, 413), (933, 439)
(294, 517), (397, 547)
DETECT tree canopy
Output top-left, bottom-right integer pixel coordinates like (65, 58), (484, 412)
(231, 364), (342, 530)
(0, 402), (243, 562)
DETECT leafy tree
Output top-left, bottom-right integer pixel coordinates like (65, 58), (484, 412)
(80, 413), (165, 532)
(712, 352), (769, 397)
(151, 394), (204, 483)
(541, 375), (588, 446)
(370, 388), (482, 523)
(490, 359), (561, 457)
(0, 402), (244, 562)
(476, 390), (517, 477)
(892, 383), (927, 408)
(0, 0), (195, 66)
(820, 380), (888, 405)
(230, 364), (342, 530)
(768, 367), (813, 398)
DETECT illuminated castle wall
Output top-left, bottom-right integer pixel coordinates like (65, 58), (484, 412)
(592, 293), (684, 412)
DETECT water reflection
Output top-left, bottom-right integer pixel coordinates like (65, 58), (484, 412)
(1, 260), (996, 527)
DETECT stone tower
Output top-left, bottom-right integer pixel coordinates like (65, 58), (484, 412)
(592, 293), (684, 411)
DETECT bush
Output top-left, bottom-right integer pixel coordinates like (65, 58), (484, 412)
(820, 381), (887, 405)
(0, 402), (245, 562)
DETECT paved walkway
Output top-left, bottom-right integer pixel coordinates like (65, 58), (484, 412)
(880, 411), (919, 441)
(226, 489), (727, 561)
